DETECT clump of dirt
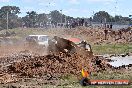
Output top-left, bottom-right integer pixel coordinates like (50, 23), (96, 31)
(7, 52), (90, 78)
(0, 73), (17, 84)
(4, 50), (111, 82)
(91, 56), (112, 72)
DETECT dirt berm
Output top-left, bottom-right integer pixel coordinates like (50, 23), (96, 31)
(0, 37), (110, 82)
(6, 53), (110, 80)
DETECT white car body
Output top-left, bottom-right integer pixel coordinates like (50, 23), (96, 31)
(26, 35), (49, 47)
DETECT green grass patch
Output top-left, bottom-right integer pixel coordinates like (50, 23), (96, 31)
(41, 70), (132, 88)
(92, 44), (132, 55)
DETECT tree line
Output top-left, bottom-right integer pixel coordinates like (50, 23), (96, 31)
(0, 5), (131, 30)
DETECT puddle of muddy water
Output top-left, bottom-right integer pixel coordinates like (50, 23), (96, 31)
(108, 56), (132, 67)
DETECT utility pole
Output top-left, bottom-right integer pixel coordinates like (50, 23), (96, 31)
(115, 0), (117, 15)
(129, 15), (132, 26)
(60, 10), (62, 24)
(60, 10), (63, 28)
(65, 16), (66, 24)
(104, 18), (107, 30)
(6, 11), (9, 30)
(115, 0), (118, 24)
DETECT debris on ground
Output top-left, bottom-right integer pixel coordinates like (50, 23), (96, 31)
(0, 73), (17, 84)
(7, 52), (92, 78)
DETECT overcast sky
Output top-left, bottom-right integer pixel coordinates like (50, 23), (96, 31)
(0, 0), (131, 18)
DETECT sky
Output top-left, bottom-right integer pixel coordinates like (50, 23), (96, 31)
(0, 0), (131, 18)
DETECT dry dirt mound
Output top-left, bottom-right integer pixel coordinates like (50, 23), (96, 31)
(58, 27), (132, 44)
(7, 53), (90, 78)
(0, 49), (113, 84)
(5, 52), (110, 81)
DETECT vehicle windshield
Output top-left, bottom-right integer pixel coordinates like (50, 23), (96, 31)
(26, 36), (38, 42)
(39, 36), (49, 42)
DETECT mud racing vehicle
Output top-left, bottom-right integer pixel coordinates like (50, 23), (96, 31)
(26, 35), (49, 46)
(26, 35), (92, 54)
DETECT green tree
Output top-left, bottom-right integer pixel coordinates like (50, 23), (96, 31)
(114, 15), (122, 22)
(37, 13), (48, 27)
(0, 6), (20, 15)
(0, 6), (21, 29)
(93, 11), (110, 23)
(22, 16), (30, 27)
(26, 11), (38, 27)
(50, 10), (62, 23)
(114, 15), (130, 24)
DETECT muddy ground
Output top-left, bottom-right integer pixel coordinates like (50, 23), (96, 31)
(0, 27), (132, 88)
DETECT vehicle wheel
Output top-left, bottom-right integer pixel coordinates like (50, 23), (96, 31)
(80, 78), (89, 86)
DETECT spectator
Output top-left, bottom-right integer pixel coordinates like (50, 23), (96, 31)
(104, 29), (108, 40)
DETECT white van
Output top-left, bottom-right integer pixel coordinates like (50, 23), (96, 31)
(26, 35), (49, 47)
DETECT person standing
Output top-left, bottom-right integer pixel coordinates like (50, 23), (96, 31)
(104, 29), (108, 40)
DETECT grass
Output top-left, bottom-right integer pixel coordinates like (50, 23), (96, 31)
(92, 44), (132, 55)
(55, 70), (132, 88)
(39, 70), (132, 88)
